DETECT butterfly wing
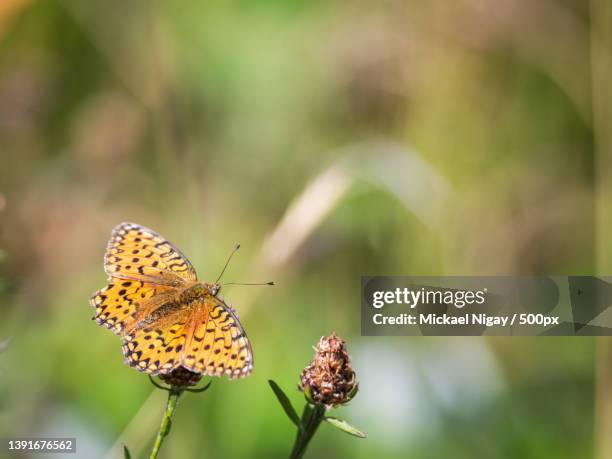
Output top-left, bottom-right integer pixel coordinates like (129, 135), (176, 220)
(121, 296), (253, 378)
(181, 296), (254, 379)
(91, 279), (175, 336)
(91, 222), (199, 335)
(121, 305), (192, 374)
(105, 222), (197, 285)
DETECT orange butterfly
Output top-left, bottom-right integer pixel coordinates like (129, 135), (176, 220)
(90, 223), (253, 379)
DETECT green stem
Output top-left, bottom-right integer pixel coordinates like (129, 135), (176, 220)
(149, 387), (183, 459)
(289, 403), (327, 459)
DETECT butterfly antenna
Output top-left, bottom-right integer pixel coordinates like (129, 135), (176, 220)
(224, 281), (275, 286)
(215, 244), (241, 283)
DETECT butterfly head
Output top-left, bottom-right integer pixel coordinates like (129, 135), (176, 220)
(207, 282), (221, 297)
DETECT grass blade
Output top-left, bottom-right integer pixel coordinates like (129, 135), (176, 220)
(324, 417), (367, 438)
(268, 380), (300, 426)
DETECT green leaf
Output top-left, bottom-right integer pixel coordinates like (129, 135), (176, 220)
(268, 380), (300, 426)
(324, 417), (367, 438)
(123, 444), (132, 459)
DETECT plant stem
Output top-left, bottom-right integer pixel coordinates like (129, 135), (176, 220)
(149, 387), (183, 459)
(289, 403), (327, 459)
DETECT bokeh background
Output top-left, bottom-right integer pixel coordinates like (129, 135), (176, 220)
(1, 0), (611, 458)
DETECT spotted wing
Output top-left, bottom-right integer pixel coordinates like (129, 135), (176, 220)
(181, 296), (253, 379)
(105, 222), (197, 285)
(90, 279), (176, 336)
(121, 305), (192, 375)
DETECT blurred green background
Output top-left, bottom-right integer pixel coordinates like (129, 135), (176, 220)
(0, 0), (607, 458)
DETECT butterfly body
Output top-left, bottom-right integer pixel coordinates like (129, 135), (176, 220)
(179, 282), (220, 305)
(90, 223), (253, 379)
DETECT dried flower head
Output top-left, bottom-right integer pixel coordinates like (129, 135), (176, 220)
(159, 366), (203, 388)
(299, 332), (358, 407)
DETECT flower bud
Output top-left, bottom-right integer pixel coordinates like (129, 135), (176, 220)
(159, 366), (202, 388)
(299, 332), (358, 407)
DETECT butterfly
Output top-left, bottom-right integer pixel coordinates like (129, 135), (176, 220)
(90, 222), (253, 379)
